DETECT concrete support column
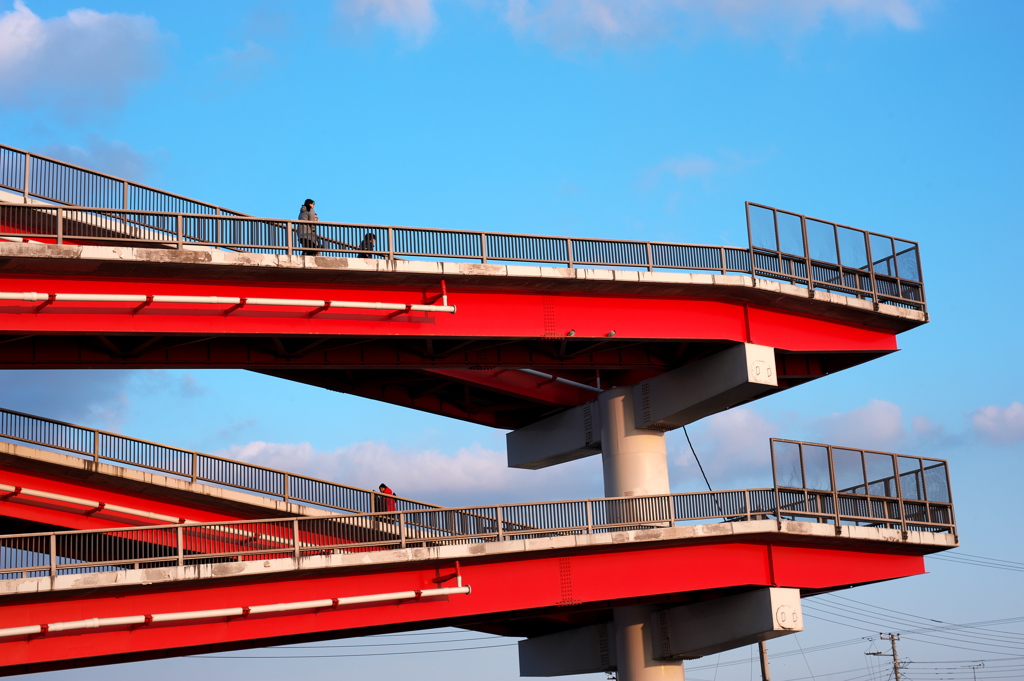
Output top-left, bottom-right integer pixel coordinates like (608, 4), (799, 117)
(614, 605), (684, 681)
(599, 387), (669, 499)
(599, 388), (683, 681)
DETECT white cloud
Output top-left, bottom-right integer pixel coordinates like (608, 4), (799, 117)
(39, 136), (152, 182)
(334, 0), (438, 46)
(0, 1), (167, 113)
(657, 155), (719, 181)
(0, 369), (135, 428)
(503, 0), (926, 49)
(219, 438), (601, 507)
(971, 402), (1024, 445)
(814, 399), (907, 452)
(673, 407), (778, 489)
(214, 40), (276, 81)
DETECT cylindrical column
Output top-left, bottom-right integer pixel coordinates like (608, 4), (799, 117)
(599, 388), (683, 681)
(599, 387), (669, 499)
(614, 605), (684, 681)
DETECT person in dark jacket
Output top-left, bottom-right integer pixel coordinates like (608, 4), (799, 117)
(297, 199), (320, 256)
(358, 232), (376, 258)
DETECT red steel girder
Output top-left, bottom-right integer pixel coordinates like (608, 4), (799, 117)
(0, 538), (925, 676)
(0, 274), (899, 352)
(0, 464), (297, 533)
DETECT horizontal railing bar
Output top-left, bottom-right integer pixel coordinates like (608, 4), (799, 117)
(745, 202), (922, 247)
(0, 406), (439, 515)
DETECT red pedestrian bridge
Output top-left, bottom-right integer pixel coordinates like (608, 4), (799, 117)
(0, 143), (947, 680)
(0, 410), (955, 676)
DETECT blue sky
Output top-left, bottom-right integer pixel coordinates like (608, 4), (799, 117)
(1, 1), (1023, 680)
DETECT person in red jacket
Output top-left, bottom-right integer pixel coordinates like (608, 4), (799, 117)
(377, 483), (397, 523)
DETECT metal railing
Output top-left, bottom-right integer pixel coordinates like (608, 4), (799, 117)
(747, 203), (925, 311)
(771, 439), (954, 533)
(0, 439), (955, 580)
(0, 406), (437, 516)
(0, 201), (927, 313)
(0, 144), (927, 313)
(0, 143), (245, 218)
(0, 203), (751, 268)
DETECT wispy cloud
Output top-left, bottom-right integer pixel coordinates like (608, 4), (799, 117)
(334, 0), (439, 46)
(331, 0), (926, 49)
(0, 370), (136, 429)
(213, 40), (276, 81)
(505, 0), (926, 50)
(673, 407), (778, 489)
(971, 402), (1024, 445)
(218, 438), (601, 507)
(39, 136), (153, 182)
(0, 1), (168, 115)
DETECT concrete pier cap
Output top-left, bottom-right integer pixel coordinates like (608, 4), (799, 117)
(506, 343), (778, 471)
(518, 588), (803, 678)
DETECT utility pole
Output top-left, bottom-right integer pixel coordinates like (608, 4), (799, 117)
(758, 641), (771, 681)
(865, 633), (902, 681)
(966, 662), (984, 681)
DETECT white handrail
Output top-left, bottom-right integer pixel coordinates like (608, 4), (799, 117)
(0, 291), (456, 314)
(0, 585), (472, 639)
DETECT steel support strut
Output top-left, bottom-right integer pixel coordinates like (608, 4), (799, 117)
(599, 387), (684, 681)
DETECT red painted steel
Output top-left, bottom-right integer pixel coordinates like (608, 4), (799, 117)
(0, 539), (925, 675)
(0, 467), (295, 531)
(0, 274), (897, 351)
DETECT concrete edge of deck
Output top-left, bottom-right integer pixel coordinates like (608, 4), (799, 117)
(0, 440), (342, 520)
(0, 240), (926, 329)
(0, 518), (957, 597)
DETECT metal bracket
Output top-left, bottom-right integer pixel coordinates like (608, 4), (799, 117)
(132, 295), (154, 315)
(35, 293), (56, 312)
(224, 298), (247, 315)
(307, 301), (332, 318)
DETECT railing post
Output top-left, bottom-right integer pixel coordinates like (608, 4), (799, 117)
(283, 473), (290, 504)
(495, 505), (504, 542)
(829, 445), (842, 533)
(292, 519), (301, 559)
(286, 221), (293, 257)
(646, 242), (654, 272)
(56, 207), (63, 246)
(480, 233), (487, 264)
(745, 201), (757, 280)
(176, 214), (183, 249)
(864, 233), (880, 310)
(387, 226), (395, 260)
(190, 450), (198, 484)
(22, 153), (30, 203)
(566, 238), (574, 269)
(176, 525), (184, 567)
(585, 500), (593, 534)
(801, 215), (814, 295)
(399, 513), (407, 548)
(48, 533), (56, 579)
(123, 180), (129, 210)
(92, 428), (100, 465)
